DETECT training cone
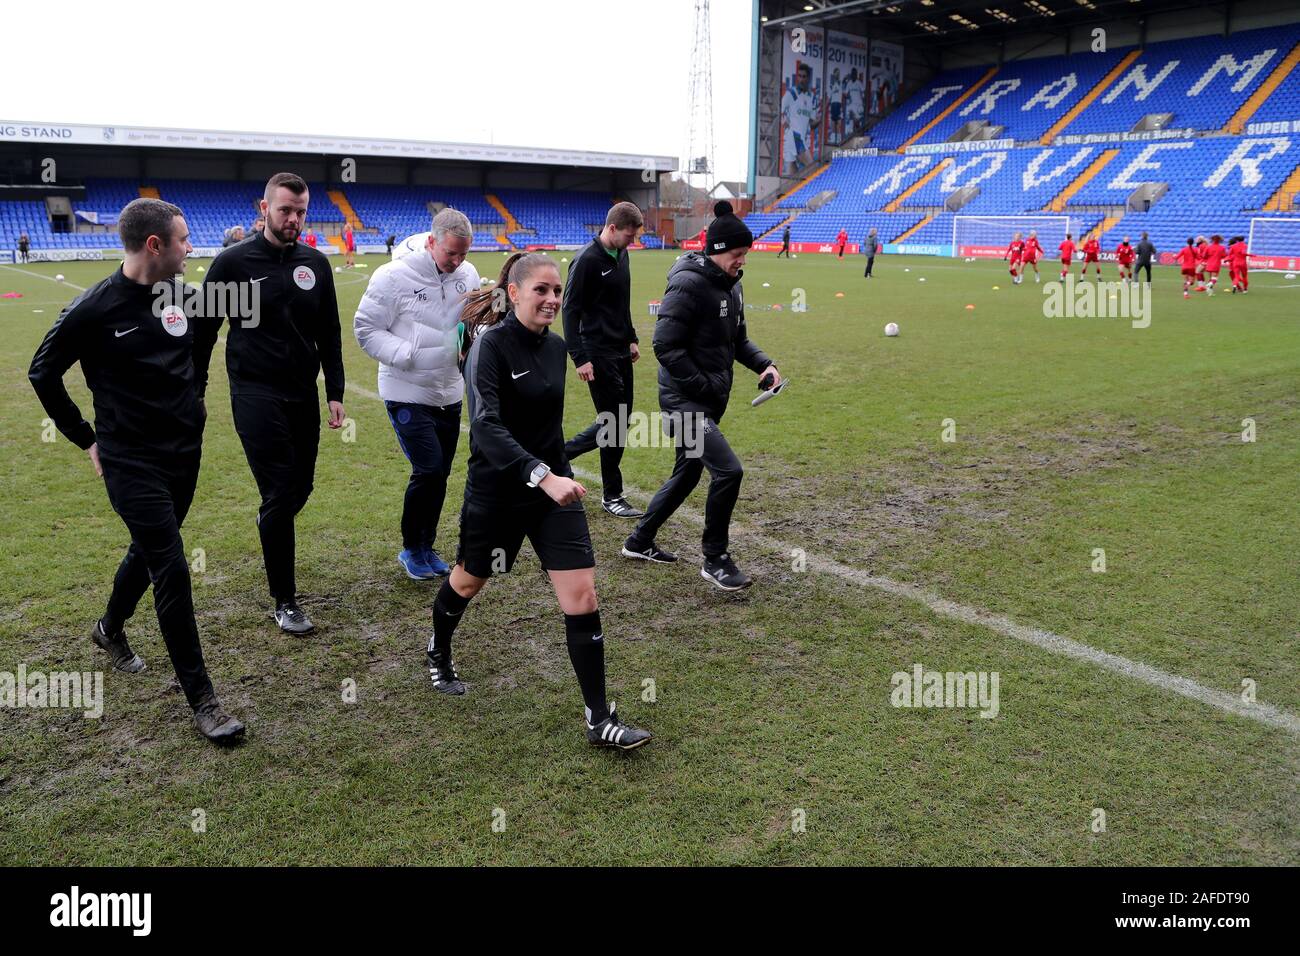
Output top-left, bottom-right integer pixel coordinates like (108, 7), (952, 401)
(965, 304), (975, 310)
(835, 292), (844, 298)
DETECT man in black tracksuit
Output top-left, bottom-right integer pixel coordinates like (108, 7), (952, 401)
(562, 201), (644, 519)
(621, 201), (780, 591)
(28, 198), (243, 742)
(1135, 231), (1156, 283)
(192, 172), (346, 635)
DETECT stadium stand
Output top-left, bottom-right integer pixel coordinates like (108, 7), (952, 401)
(493, 188), (612, 247)
(0, 180), (656, 252)
(743, 24), (1300, 256)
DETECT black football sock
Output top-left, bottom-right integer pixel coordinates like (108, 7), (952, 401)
(431, 578), (472, 658)
(565, 611), (608, 724)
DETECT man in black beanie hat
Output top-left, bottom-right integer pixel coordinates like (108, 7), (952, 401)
(620, 201), (780, 590)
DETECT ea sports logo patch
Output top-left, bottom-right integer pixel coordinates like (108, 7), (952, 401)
(160, 305), (188, 337)
(293, 266), (316, 290)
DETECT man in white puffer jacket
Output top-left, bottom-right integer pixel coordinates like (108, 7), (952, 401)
(354, 208), (481, 580)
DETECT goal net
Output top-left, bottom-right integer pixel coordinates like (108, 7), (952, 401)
(952, 215), (1078, 258)
(1247, 217), (1300, 270)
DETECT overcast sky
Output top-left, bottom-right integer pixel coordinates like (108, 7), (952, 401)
(6, 0), (754, 181)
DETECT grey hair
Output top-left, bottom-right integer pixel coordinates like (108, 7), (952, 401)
(431, 207), (473, 241)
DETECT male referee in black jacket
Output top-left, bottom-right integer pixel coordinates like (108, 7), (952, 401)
(562, 201), (644, 518)
(28, 198), (244, 742)
(193, 172), (346, 635)
(621, 201), (779, 591)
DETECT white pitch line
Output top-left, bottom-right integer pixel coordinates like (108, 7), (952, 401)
(337, 374), (1300, 736)
(0, 264), (88, 292)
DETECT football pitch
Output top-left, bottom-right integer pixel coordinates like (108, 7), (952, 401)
(0, 250), (1296, 865)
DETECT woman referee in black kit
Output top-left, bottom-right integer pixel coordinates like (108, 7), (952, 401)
(426, 252), (651, 750)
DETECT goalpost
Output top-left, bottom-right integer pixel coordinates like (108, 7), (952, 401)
(951, 215), (1077, 258)
(1246, 217), (1300, 272)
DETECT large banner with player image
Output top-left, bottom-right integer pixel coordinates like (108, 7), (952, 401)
(868, 40), (903, 116)
(825, 31), (868, 147)
(780, 26), (825, 177)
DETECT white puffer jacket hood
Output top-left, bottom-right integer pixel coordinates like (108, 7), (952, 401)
(353, 248), (481, 406)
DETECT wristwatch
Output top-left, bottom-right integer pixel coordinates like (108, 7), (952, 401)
(527, 462), (551, 488)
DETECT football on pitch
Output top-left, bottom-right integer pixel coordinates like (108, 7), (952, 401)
(885, 322), (899, 336)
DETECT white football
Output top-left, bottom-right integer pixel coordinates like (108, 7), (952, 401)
(918, 277), (926, 282)
(1287, 272), (1297, 279)
(55, 273), (65, 281)
(335, 266), (342, 273)
(904, 267), (910, 273)
(885, 322), (899, 337)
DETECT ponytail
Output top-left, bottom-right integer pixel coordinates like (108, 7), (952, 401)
(459, 251), (559, 357)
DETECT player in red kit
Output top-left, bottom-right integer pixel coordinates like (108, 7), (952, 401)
(1193, 235), (1209, 292)
(1115, 237), (1135, 282)
(1081, 235), (1101, 280)
(1203, 234), (1226, 295)
(1228, 236), (1249, 293)
(1024, 230), (1043, 283)
(836, 228), (848, 259)
(1058, 234), (1076, 280)
(1004, 232), (1026, 284)
(1175, 238), (1199, 299)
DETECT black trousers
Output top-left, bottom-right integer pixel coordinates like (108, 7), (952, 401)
(565, 354), (634, 500)
(385, 400), (462, 552)
(631, 412), (743, 559)
(101, 450), (214, 709)
(776, 243), (789, 258)
(231, 392), (320, 604)
(1137, 261), (1152, 282)
(864, 256), (876, 276)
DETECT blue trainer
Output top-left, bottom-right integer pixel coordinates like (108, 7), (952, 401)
(423, 548), (451, 576)
(398, 549), (436, 580)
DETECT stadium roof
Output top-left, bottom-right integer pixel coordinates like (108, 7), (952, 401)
(759, 0), (1266, 49)
(0, 120), (677, 173)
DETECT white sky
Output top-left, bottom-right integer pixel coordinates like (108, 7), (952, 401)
(5, 0), (754, 181)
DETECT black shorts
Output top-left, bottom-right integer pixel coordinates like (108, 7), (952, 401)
(456, 497), (595, 577)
